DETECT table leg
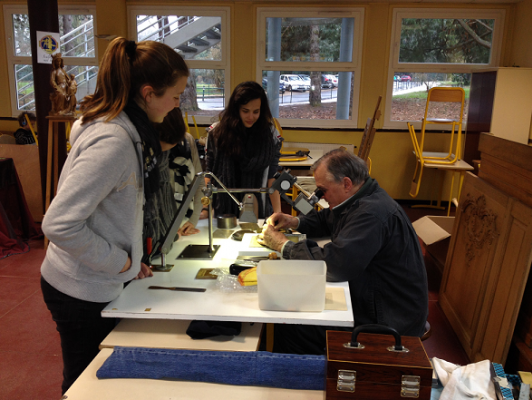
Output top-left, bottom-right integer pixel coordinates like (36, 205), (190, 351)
(53, 124), (59, 194)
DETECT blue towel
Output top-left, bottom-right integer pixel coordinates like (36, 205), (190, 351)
(97, 346), (326, 390)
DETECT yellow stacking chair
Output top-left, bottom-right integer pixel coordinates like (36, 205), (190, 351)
(407, 87), (472, 215)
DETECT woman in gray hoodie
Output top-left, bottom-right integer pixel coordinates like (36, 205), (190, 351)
(40, 37), (189, 394)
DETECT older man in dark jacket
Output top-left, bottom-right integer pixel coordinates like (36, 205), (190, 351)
(261, 149), (428, 354)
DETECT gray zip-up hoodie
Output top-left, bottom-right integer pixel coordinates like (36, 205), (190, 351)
(41, 111), (144, 302)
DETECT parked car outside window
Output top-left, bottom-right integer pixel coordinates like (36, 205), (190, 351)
(298, 74), (311, 88)
(262, 77), (286, 93)
(280, 74), (309, 91)
(321, 74), (337, 88)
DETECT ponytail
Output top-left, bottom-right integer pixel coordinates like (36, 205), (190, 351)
(80, 37), (189, 124)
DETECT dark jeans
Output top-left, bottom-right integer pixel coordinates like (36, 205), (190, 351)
(40, 276), (117, 394)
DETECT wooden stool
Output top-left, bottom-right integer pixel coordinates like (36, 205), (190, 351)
(44, 115), (77, 247)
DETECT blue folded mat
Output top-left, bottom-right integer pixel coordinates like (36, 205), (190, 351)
(97, 346), (326, 390)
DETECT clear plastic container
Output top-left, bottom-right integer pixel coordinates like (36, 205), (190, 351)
(257, 260), (326, 312)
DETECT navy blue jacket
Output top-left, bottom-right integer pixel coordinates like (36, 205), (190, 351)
(283, 178), (428, 337)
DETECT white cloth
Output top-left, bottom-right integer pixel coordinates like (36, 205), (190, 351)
(432, 357), (496, 400)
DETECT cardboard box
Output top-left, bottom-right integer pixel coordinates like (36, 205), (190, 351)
(412, 216), (455, 272)
(257, 260), (326, 312)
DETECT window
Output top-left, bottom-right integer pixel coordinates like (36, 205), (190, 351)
(4, 5), (98, 115)
(128, 6), (230, 125)
(257, 8), (364, 129)
(384, 8), (506, 130)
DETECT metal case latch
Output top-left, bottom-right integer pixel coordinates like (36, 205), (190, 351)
(401, 375), (420, 398)
(337, 369), (356, 393)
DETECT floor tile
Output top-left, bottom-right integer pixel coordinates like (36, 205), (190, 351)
(0, 349), (62, 400)
(0, 291), (60, 355)
(423, 301), (470, 365)
(0, 277), (41, 318)
(0, 241), (45, 278)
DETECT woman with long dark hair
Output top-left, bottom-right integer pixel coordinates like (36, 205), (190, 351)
(206, 81), (282, 218)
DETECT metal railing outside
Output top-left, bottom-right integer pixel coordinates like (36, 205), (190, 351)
(198, 86), (225, 108)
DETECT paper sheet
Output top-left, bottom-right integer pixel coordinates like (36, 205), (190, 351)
(324, 287), (348, 311)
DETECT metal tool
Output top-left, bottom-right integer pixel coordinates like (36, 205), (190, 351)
(148, 286), (206, 293)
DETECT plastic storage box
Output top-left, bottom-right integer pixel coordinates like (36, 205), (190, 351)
(257, 260), (326, 312)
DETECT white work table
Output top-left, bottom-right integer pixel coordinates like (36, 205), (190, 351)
(102, 219), (354, 328)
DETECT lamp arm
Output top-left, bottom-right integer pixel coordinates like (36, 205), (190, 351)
(203, 172), (244, 210)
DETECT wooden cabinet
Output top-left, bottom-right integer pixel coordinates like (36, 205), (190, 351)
(439, 133), (532, 365)
(467, 68), (532, 159)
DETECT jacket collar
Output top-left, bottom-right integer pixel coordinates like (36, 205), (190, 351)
(332, 177), (374, 215)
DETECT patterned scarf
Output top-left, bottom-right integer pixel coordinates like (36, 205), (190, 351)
(123, 100), (162, 200)
(169, 139), (195, 219)
(142, 151), (177, 257)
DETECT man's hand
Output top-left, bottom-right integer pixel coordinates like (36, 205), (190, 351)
(259, 224), (289, 252)
(178, 222), (200, 236)
(266, 212), (298, 231)
(134, 263), (154, 280)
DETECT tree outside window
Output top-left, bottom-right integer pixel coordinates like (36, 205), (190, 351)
(385, 9), (505, 129)
(257, 8), (363, 129)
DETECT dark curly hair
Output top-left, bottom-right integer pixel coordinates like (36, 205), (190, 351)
(212, 81), (273, 157)
(18, 112), (36, 127)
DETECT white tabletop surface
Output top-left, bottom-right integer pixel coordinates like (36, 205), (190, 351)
(102, 220), (354, 327)
(64, 348), (324, 400)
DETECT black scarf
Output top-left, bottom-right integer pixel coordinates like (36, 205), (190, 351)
(211, 124), (275, 218)
(123, 100), (162, 200)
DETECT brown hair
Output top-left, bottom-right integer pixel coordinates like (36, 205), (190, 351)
(80, 37), (189, 124)
(157, 107), (187, 145)
(213, 81), (273, 157)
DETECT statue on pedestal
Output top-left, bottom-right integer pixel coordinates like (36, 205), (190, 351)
(50, 53), (77, 115)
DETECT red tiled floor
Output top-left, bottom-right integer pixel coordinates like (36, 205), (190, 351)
(0, 277), (41, 317)
(0, 238), (63, 399)
(0, 349), (63, 400)
(0, 290), (60, 354)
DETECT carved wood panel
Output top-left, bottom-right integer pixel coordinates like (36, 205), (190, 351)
(439, 172), (532, 363)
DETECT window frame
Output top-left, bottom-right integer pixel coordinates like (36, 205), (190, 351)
(384, 7), (506, 130)
(3, 4), (99, 116)
(256, 7), (364, 129)
(128, 5), (230, 126)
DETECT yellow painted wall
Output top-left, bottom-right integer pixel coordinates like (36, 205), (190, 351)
(95, 0), (128, 61)
(0, 0), (518, 200)
(511, 0), (532, 67)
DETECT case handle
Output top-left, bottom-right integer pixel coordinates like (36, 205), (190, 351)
(345, 324), (407, 352)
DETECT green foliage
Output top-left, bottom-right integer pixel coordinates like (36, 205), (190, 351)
(451, 73), (471, 86)
(399, 18), (494, 64)
(277, 18), (342, 61)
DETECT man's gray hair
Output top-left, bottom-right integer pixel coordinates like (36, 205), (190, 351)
(311, 149), (369, 185)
